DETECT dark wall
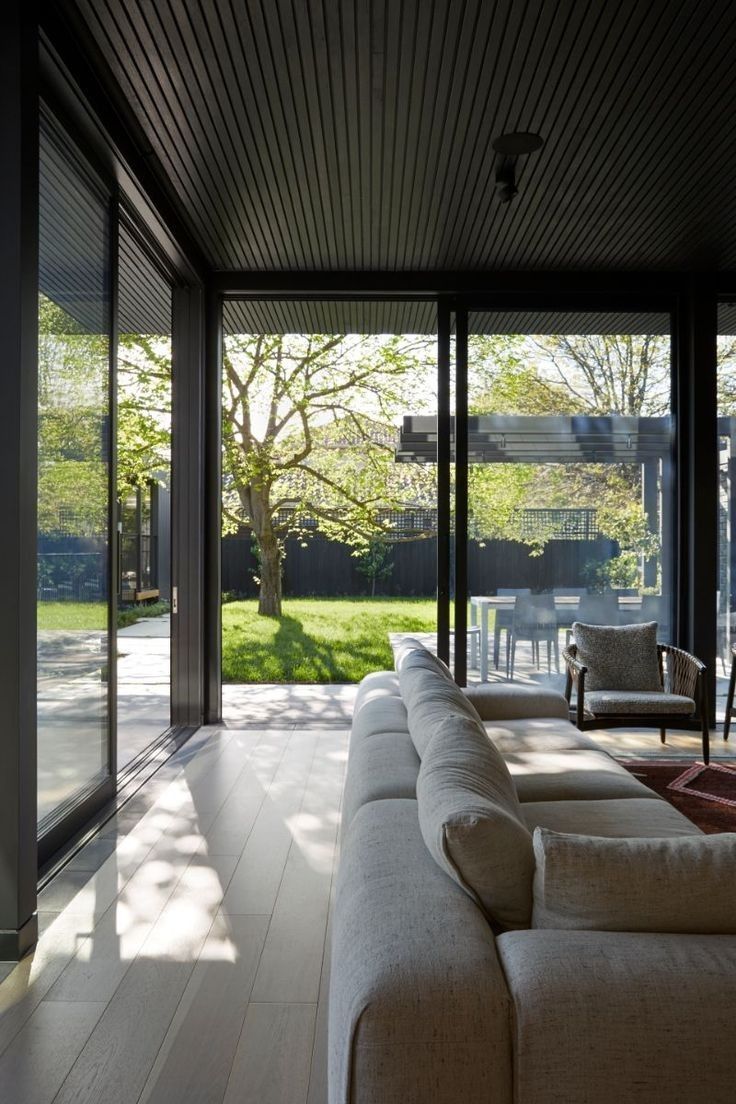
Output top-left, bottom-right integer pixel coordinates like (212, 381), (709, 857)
(221, 532), (618, 598)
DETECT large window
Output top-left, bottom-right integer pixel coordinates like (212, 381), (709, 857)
(220, 299), (437, 689)
(717, 304), (736, 719)
(37, 116), (113, 829)
(461, 310), (674, 692)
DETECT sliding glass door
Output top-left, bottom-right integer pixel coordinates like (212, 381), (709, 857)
(37, 114), (115, 849)
(446, 304), (675, 689)
(37, 114), (182, 862)
(116, 221), (173, 770)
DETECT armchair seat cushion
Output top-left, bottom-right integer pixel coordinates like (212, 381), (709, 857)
(585, 690), (695, 716)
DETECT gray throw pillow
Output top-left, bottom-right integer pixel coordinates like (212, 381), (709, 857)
(532, 828), (736, 933)
(572, 620), (662, 692)
(416, 714), (534, 930)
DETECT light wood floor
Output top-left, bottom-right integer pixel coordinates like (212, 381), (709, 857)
(0, 724), (347, 1104)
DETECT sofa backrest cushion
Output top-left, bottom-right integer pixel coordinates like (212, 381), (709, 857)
(571, 620), (662, 691)
(417, 714), (534, 929)
(394, 637), (454, 682)
(532, 827), (736, 933)
(397, 650), (482, 759)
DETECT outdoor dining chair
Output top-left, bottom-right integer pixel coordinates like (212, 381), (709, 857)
(493, 588), (532, 671)
(509, 594), (559, 679)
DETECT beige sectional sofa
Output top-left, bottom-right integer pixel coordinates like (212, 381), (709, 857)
(329, 643), (736, 1104)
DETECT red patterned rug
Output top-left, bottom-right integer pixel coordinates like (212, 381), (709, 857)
(622, 761), (736, 833)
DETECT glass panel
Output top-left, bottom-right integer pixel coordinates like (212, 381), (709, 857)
(37, 120), (112, 825)
(220, 299), (437, 694)
(465, 312), (674, 694)
(116, 223), (172, 769)
(717, 305), (736, 720)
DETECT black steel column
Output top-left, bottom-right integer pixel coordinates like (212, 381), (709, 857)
(454, 308), (468, 685)
(437, 300), (451, 664)
(203, 286), (222, 723)
(676, 283), (718, 724)
(171, 285), (206, 726)
(0, 1), (38, 959)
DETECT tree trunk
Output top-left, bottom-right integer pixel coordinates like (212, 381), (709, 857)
(243, 484), (283, 618)
(256, 529), (282, 617)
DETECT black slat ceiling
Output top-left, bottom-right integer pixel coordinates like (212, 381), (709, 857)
(67, 0), (736, 275)
(222, 300), (675, 336)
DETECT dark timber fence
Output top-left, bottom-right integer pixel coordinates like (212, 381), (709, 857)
(221, 532), (618, 599)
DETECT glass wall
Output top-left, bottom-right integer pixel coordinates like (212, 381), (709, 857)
(37, 118), (113, 827)
(116, 221), (173, 770)
(220, 299), (437, 692)
(464, 311), (674, 692)
(717, 304), (736, 719)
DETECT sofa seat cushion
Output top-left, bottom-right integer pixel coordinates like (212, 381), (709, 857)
(487, 717), (600, 754)
(351, 694), (408, 741)
(417, 714), (533, 929)
(342, 730), (420, 827)
(496, 930), (736, 1103)
(532, 828), (736, 933)
(330, 799), (512, 1104)
(464, 682), (569, 721)
(572, 620), (662, 691)
(585, 689), (695, 715)
(505, 748), (651, 802)
(521, 796), (701, 839)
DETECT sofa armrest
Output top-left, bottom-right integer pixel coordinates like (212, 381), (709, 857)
(329, 799), (512, 1104)
(496, 929), (736, 1103)
(464, 682), (569, 722)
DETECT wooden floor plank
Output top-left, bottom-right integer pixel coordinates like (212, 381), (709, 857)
(0, 725), (349, 1104)
(137, 913), (269, 1104)
(250, 733), (346, 1003)
(45, 800), (236, 1005)
(223, 1003), (317, 1104)
(203, 734), (288, 856)
(0, 1001), (105, 1104)
(221, 733), (319, 916)
(51, 855), (238, 1104)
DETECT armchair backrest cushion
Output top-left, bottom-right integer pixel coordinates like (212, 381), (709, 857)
(571, 620), (662, 692)
(417, 713), (534, 929)
(532, 828), (736, 933)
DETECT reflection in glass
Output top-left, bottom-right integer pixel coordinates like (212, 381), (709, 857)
(37, 123), (111, 824)
(116, 224), (172, 769)
(716, 313), (736, 718)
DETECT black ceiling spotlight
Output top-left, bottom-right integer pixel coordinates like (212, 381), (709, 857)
(492, 132), (544, 203)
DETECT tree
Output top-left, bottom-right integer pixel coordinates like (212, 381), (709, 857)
(221, 332), (435, 617)
(464, 333), (669, 579)
(355, 537), (394, 596)
(530, 333), (670, 415)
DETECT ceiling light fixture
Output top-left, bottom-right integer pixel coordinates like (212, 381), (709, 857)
(492, 132), (544, 203)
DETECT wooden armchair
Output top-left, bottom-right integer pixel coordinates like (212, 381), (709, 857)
(563, 642), (710, 763)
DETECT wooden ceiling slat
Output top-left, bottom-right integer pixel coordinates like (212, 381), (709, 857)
(65, 0), (736, 272)
(79, 0), (239, 266)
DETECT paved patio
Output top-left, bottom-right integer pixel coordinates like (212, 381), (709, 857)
(36, 615), (736, 823)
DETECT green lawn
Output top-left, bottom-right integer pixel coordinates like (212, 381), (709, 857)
(221, 597), (436, 683)
(37, 600), (170, 631)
